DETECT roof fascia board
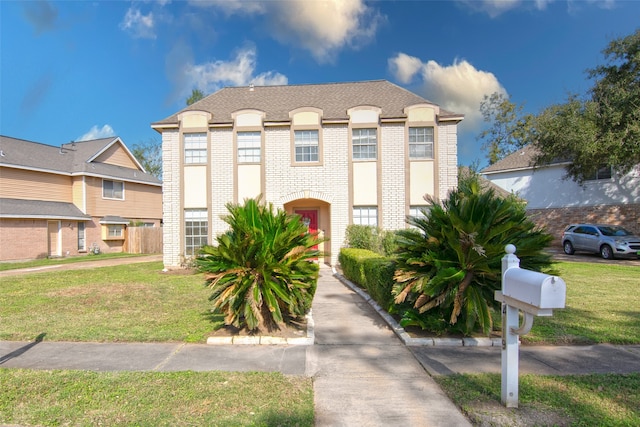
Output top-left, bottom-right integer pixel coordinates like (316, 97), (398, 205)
(0, 214), (91, 220)
(0, 163), (69, 176)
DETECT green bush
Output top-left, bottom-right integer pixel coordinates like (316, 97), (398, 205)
(197, 198), (322, 332)
(338, 248), (395, 310)
(344, 225), (400, 257)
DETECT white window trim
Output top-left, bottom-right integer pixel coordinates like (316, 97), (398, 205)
(352, 128), (378, 161)
(408, 126), (434, 159)
(184, 132), (208, 165)
(102, 179), (124, 200)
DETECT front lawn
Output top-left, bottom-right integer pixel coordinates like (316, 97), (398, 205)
(0, 369), (314, 426)
(0, 261), (213, 343)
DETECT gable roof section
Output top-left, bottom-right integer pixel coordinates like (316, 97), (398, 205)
(481, 144), (575, 175)
(0, 135), (161, 186)
(0, 198), (91, 220)
(152, 80), (464, 128)
(481, 145), (539, 174)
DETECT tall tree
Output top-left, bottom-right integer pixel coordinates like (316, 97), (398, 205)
(131, 139), (162, 179)
(533, 29), (640, 182)
(186, 88), (204, 106)
(477, 92), (533, 164)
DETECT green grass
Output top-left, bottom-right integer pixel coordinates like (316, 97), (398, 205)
(435, 372), (640, 426)
(0, 252), (148, 272)
(0, 262), (215, 343)
(0, 369), (314, 426)
(523, 262), (640, 344)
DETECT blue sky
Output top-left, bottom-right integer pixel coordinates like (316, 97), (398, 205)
(1, 0), (638, 168)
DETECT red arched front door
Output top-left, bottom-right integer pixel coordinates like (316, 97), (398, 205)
(295, 209), (318, 250)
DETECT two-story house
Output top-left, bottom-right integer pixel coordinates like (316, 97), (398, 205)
(481, 144), (640, 243)
(0, 136), (162, 261)
(152, 80), (463, 268)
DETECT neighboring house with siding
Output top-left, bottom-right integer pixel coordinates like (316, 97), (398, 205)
(152, 80), (463, 268)
(0, 135), (162, 261)
(481, 144), (640, 243)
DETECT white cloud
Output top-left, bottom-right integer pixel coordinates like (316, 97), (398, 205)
(78, 125), (116, 141)
(458, 0), (616, 17)
(267, 0), (383, 63)
(388, 53), (506, 131)
(193, 0), (383, 63)
(167, 44), (288, 103)
(120, 7), (156, 39)
(388, 53), (424, 85)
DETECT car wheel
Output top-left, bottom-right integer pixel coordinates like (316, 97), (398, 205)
(600, 245), (614, 260)
(563, 241), (575, 255)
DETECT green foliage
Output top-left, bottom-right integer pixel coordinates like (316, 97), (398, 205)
(533, 28), (640, 182)
(338, 248), (380, 286)
(477, 92), (534, 165)
(338, 248), (396, 310)
(186, 88), (205, 106)
(131, 139), (162, 179)
(344, 224), (399, 256)
(197, 198), (322, 332)
(393, 169), (554, 335)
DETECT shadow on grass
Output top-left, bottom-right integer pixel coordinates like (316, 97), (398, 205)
(0, 332), (46, 365)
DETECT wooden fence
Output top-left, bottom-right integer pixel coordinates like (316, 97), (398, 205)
(125, 227), (163, 254)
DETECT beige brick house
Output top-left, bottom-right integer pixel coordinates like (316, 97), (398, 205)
(0, 136), (162, 261)
(152, 80), (463, 268)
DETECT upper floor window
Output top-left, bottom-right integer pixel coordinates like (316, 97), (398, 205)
(184, 132), (207, 164)
(409, 127), (434, 159)
(353, 206), (378, 226)
(103, 179), (124, 200)
(585, 165), (612, 181)
(352, 128), (377, 160)
(294, 130), (319, 163)
(237, 131), (261, 163)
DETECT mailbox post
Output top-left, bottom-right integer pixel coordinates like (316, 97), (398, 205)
(495, 244), (566, 408)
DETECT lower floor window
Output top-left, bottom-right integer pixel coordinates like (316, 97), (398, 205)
(353, 206), (378, 226)
(108, 225), (124, 238)
(185, 209), (208, 256)
(78, 222), (86, 251)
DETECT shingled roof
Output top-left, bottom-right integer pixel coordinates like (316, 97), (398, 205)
(0, 135), (161, 186)
(0, 198), (90, 220)
(152, 80), (463, 127)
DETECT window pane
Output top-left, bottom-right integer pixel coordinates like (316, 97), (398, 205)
(237, 131), (261, 163)
(353, 128), (377, 160)
(353, 206), (378, 227)
(103, 180), (124, 200)
(185, 209), (208, 256)
(294, 130), (319, 162)
(184, 133), (207, 164)
(77, 222), (86, 250)
(409, 127), (434, 159)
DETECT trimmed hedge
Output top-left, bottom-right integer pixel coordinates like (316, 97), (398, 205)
(338, 248), (396, 310)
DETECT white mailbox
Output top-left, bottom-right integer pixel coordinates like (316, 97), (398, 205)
(496, 244), (567, 408)
(503, 268), (566, 313)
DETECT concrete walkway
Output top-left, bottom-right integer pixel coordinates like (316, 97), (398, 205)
(308, 266), (471, 426)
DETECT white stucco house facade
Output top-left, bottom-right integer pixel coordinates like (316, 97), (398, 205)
(482, 144), (640, 242)
(152, 80), (463, 269)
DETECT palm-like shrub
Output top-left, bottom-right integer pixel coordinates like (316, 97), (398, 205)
(393, 170), (555, 335)
(196, 198), (322, 332)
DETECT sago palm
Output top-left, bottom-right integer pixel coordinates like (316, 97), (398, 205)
(196, 197), (322, 332)
(393, 170), (554, 335)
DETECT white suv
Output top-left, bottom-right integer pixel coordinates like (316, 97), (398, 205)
(562, 224), (640, 260)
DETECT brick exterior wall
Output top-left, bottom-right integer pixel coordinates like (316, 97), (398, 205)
(380, 124), (406, 230)
(527, 203), (640, 248)
(162, 130), (181, 267)
(437, 122), (459, 201)
(161, 111), (461, 268)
